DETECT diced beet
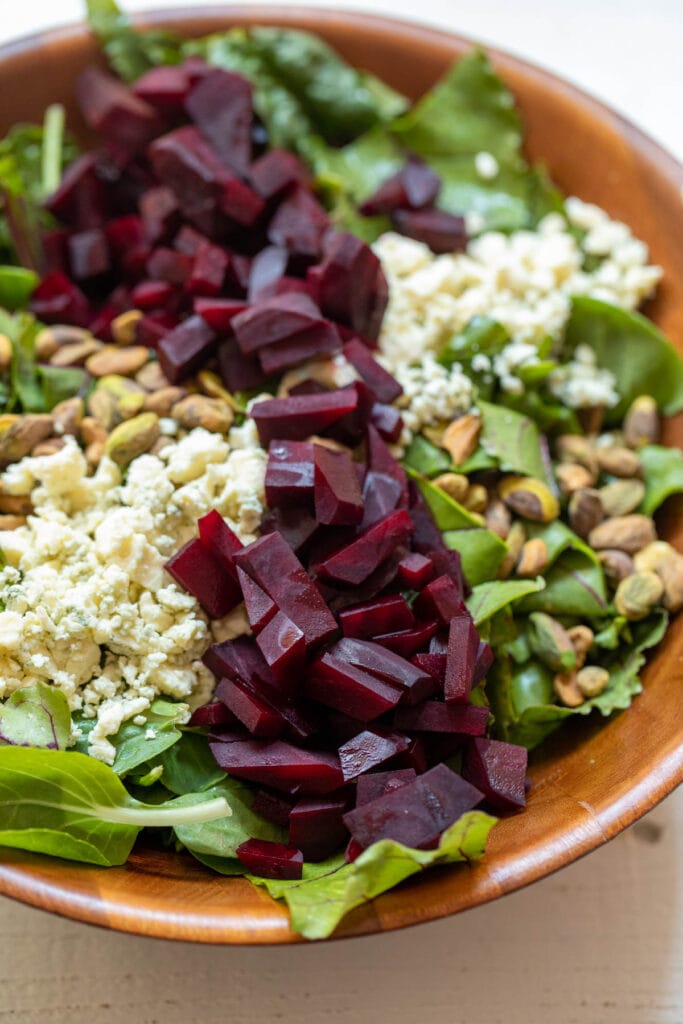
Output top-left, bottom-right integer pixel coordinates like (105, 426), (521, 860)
(203, 636), (277, 690)
(131, 279), (174, 309)
(369, 403), (403, 443)
(396, 737), (429, 774)
(259, 323), (341, 376)
(345, 837), (364, 862)
(185, 69), (253, 174)
(360, 471), (404, 529)
(106, 214), (145, 254)
(313, 232), (388, 340)
(122, 242), (153, 280)
(181, 56), (213, 84)
(67, 228), (110, 280)
(342, 338), (402, 404)
(392, 209), (468, 254)
(411, 652), (447, 685)
(188, 241), (229, 296)
(77, 66), (162, 154)
(409, 481), (449, 556)
(188, 702), (235, 728)
(359, 157), (440, 216)
(232, 291), (324, 354)
(305, 653), (403, 721)
(343, 763), (483, 849)
(148, 126), (238, 231)
(260, 506), (319, 555)
(147, 246), (192, 285)
(355, 768), (417, 806)
(275, 276), (315, 299)
(195, 297), (249, 331)
(394, 701), (489, 736)
(88, 303), (117, 340)
(250, 148), (311, 200)
(473, 641), (494, 684)
(139, 186), (180, 244)
(165, 538), (242, 619)
(45, 153), (108, 229)
(445, 613), (480, 704)
(233, 532), (338, 649)
(316, 509), (413, 585)
(210, 736), (344, 794)
(338, 729), (409, 782)
(248, 245), (288, 302)
(398, 552), (434, 590)
(255, 609), (306, 683)
(217, 337), (266, 392)
(462, 738), (528, 812)
(133, 64), (193, 113)
(428, 548), (466, 595)
(252, 788), (295, 828)
(373, 621), (439, 661)
(174, 224), (210, 255)
(367, 425), (408, 497)
(331, 637), (435, 705)
(325, 546), (408, 613)
(338, 594), (414, 639)
(267, 185), (330, 259)
(251, 388), (359, 446)
(136, 311), (177, 348)
(157, 314), (216, 383)
(289, 795), (350, 861)
(236, 838), (303, 880)
(429, 632), (449, 655)
(314, 445), (364, 526)
(236, 565), (277, 633)
(265, 440), (315, 509)
(30, 271), (90, 327)
(414, 575), (465, 626)
(220, 178), (265, 228)
(216, 676), (284, 738)
(197, 510), (242, 580)
(229, 253), (252, 292)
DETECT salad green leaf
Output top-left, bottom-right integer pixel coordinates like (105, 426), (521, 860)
(444, 528), (508, 585)
(0, 310), (87, 414)
(402, 434), (452, 478)
(477, 400), (549, 481)
(517, 549), (607, 618)
(154, 730), (226, 796)
(408, 469), (481, 529)
(74, 700), (188, 776)
(639, 445), (683, 515)
(466, 577), (545, 625)
(0, 684), (71, 750)
(0, 266), (38, 311)
(85, 0), (182, 82)
(175, 779), (286, 861)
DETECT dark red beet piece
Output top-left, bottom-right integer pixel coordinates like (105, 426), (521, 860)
(188, 702), (235, 728)
(396, 737), (429, 774)
(197, 510), (242, 577)
(408, 481), (449, 556)
(462, 738), (528, 812)
(345, 837), (364, 862)
(338, 594), (414, 639)
(30, 271), (90, 327)
(131, 279), (174, 309)
(76, 66), (161, 154)
(343, 763), (483, 849)
(355, 768), (417, 807)
(174, 224), (210, 255)
(251, 388), (359, 446)
(394, 702), (489, 736)
(157, 314), (216, 383)
(359, 157), (440, 216)
(428, 548), (466, 595)
(217, 337), (266, 393)
(342, 337), (402, 404)
(313, 231), (388, 341)
(188, 241), (229, 296)
(203, 636), (277, 690)
(265, 440), (315, 510)
(360, 472), (404, 529)
(412, 652), (447, 685)
(252, 789), (295, 828)
(232, 291), (324, 354)
(147, 246), (192, 285)
(267, 185), (330, 259)
(165, 538), (242, 619)
(236, 838), (303, 880)
(473, 641), (494, 684)
(367, 425), (408, 498)
(139, 186), (180, 244)
(136, 312), (177, 348)
(248, 245), (288, 302)
(45, 153), (107, 229)
(195, 297), (249, 331)
(306, 653), (403, 721)
(289, 795), (350, 861)
(373, 620), (440, 660)
(393, 209), (468, 254)
(67, 229), (110, 280)
(185, 68), (253, 174)
(216, 676), (285, 738)
(133, 64), (192, 113)
(260, 506), (319, 555)
(258, 324), (341, 376)
(314, 445), (364, 526)
(331, 637), (435, 705)
(209, 736), (344, 794)
(316, 509), (413, 585)
(414, 575), (465, 625)
(338, 729), (409, 782)
(444, 613), (480, 704)
(256, 609), (306, 683)
(105, 214), (145, 254)
(369, 403), (403, 443)
(324, 546), (408, 613)
(398, 552), (434, 590)
(236, 565), (277, 633)
(250, 148), (311, 200)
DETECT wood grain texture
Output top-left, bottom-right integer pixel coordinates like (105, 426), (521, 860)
(0, 6), (681, 944)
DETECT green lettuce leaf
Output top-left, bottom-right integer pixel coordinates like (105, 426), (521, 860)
(443, 528), (507, 585)
(75, 700), (188, 776)
(517, 550), (607, 618)
(407, 469), (481, 529)
(85, 0), (182, 81)
(477, 400), (549, 481)
(402, 434), (451, 478)
(466, 577), (545, 625)
(639, 445), (683, 515)
(155, 730), (226, 796)
(0, 684), (71, 750)
(175, 779), (286, 860)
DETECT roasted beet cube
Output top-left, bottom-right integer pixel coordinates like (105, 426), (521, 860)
(338, 729), (409, 782)
(411, 652), (447, 685)
(217, 337), (266, 392)
(131, 279), (174, 309)
(256, 609), (306, 684)
(216, 676), (284, 738)
(188, 241), (229, 296)
(369, 403), (403, 443)
(258, 324), (341, 376)
(251, 388), (360, 446)
(398, 552), (434, 589)
(146, 246), (192, 285)
(355, 768), (417, 807)
(360, 472), (405, 529)
(265, 440), (315, 510)
(250, 148), (311, 200)
(252, 789), (295, 828)
(203, 636), (277, 690)
(343, 763), (483, 849)
(76, 66), (161, 154)
(444, 613), (480, 704)
(394, 702), (489, 736)
(305, 654), (403, 722)
(462, 738), (528, 812)
(197, 509), (242, 577)
(341, 338), (401, 404)
(260, 506), (319, 555)
(473, 641), (494, 684)
(232, 291), (324, 354)
(157, 314), (216, 383)
(210, 736), (344, 794)
(195, 297), (249, 331)
(45, 153), (108, 229)
(331, 637), (434, 705)
(185, 68), (253, 174)
(289, 794), (350, 861)
(428, 548), (466, 594)
(30, 271), (90, 327)
(236, 566), (277, 633)
(67, 228), (110, 280)
(248, 245), (288, 302)
(367, 425), (408, 496)
(267, 185), (330, 259)
(314, 445), (364, 526)
(414, 575), (465, 626)
(165, 538), (242, 619)
(409, 482), (449, 556)
(392, 209), (468, 254)
(373, 621), (439, 661)
(105, 214), (145, 254)
(188, 702), (235, 728)
(359, 156), (440, 216)
(338, 594), (414, 639)
(140, 186), (180, 244)
(316, 509), (413, 585)
(133, 64), (193, 113)
(314, 232), (388, 341)
(236, 838), (303, 880)
(148, 126), (234, 229)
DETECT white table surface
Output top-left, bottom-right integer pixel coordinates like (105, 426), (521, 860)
(1, 3), (682, 1022)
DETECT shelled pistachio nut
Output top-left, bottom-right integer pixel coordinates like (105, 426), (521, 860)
(111, 309), (142, 346)
(498, 475), (559, 522)
(588, 514), (657, 554)
(441, 413), (481, 466)
(516, 538), (549, 577)
(597, 548), (635, 587)
(484, 498), (511, 539)
(614, 570), (664, 620)
(463, 483), (488, 513)
(553, 670), (584, 707)
(567, 625), (594, 668)
(0, 414), (53, 466)
(599, 478), (646, 517)
(171, 395), (234, 433)
(0, 333), (12, 373)
(556, 462), (595, 496)
(623, 395), (659, 448)
(104, 413), (160, 466)
(568, 487), (605, 538)
(576, 665), (610, 698)
(497, 520), (526, 578)
(432, 472), (469, 503)
(634, 541), (683, 612)
(52, 397), (84, 437)
(555, 434), (599, 476)
(595, 445), (641, 478)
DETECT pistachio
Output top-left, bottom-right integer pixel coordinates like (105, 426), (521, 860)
(568, 487), (605, 539)
(97, 374), (146, 400)
(634, 541), (683, 613)
(597, 548), (635, 587)
(498, 475), (559, 523)
(555, 435), (599, 476)
(498, 521), (526, 578)
(111, 309), (142, 346)
(0, 414), (53, 466)
(555, 462), (595, 496)
(553, 670), (585, 708)
(422, 422), (449, 447)
(484, 498), (511, 539)
(567, 625), (594, 668)
(516, 538), (549, 578)
(595, 445), (641, 479)
(87, 388), (119, 430)
(104, 413), (160, 466)
(614, 570), (664, 620)
(599, 478), (646, 517)
(197, 370), (241, 411)
(529, 612), (576, 672)
(623, 395), (659, 449)
(135, 360), (171, 391)
(117, 392), (146, 420)
(277, 358), (351, 398)
(577, 405), (605, 435)
(441, 413), (481, 466)
(588, 514), (657, 554)
(36, 325), (93, 361)
(52, 397), (84, 437)
(0, 494), (33, 515)
(171, 395), (234, 433)
(576, 665), (610, 698)
(143, 386), (187, 417)
(463, 483), (488, 513)
(432, 472), (469, 503)
(0, 514), (27, 531)
(85, 440), (105, 467)
(0, 333), (12, 373)
(80, 416), (108, 446)
(86, 345), (150, 378)
(49, 339), (102, 367)
(31, 438), (65, 458)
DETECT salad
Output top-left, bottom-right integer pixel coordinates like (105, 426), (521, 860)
(0, 0), (681, 940)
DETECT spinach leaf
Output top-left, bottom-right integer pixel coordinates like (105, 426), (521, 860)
(402, 434), (451, 478)
(2, 311), (43, 412)
(75, 700), (188, 776)
(563, 297), (683, 419)
(639, 445), (683, 515)
(407, 469), (481, 529)
(85, 0), (182, 82)
(37, 365), (88, 411)
(0, 746), (230, 866)
(517, 549), (607, 618)
(175, 779), (285, 860)
(477, 400), (549, 481)
(438, 316), (509, 369)
(524, 519), (598, 568)
(0, 266), (38, 310)
(156, 731), (226, 796)
(0, 684), (71, 750)
(466, 577), (545, 625)
(443, 528), (507, 585)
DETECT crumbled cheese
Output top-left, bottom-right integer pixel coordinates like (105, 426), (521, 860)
(548, 344), (619, 409)
(395, 354), (474, 434)
(0, 427), (267, 763)
(474, 151), (499, 180)
(493, 341), (541, 395)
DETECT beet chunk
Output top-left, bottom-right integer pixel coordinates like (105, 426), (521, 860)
(188, 702), (235, 728)
(203, 636), (277, 690)
(313, 231), (388, 340)
(398, 552), (434, 589)
(355, 768), (417, 807)
(195, 297), (249, 331)
(306, 653), (403, 721)
(265, 440), (315, 510)
(67, 229), (110, 280)
(359, 157), (440, 216)
(392, 209), (468, 254)
(236, 566), (277, 633)
(185, 68), (253, 174)
(30, 271), (90, 327)
(343, 763), (483, 849)
(462, 738), (528, 811)
(236, 838), (303, 880)
(289, 795), (350, 861)
(373, 621), (440, 661)
(338, 729), (409, 782)
(255, 609), (307, 684)
(197, 510), (242, 577)
(250, 148), (311, 200)
(251, 388), (360, 446)
(473, 641), (494, 684)
(248, 245), (288, 302)
(133, 64), (193, 113)
(157, 314), (216, 383)
(316, 509), (413, 585)
(444, 613), (480, 705)
(342, 338), (402, 403)
(165, 538), (241, 619)
(210, 736), (344, 794)
(331, 637), (434, 705)
(76, 66), (161, 154)
(216, 677), (285, 738)
(188, 241), (229, 296)
(394, 702), (489, 736)
(369, 403), (403, 443)
(314, 445), (364, 526)
(338, 594), (414, 639)
(267, 185), (330, 259)
(252, 789), (295, 828)
(414, 575), (465, 625)
(411, 652), (447, 685)
(233, 292), (325, 354)
(260, 506), (319, 555)
(217, 337), (266, 392)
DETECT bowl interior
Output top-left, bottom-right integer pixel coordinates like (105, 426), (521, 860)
(0, 6), (681, 944)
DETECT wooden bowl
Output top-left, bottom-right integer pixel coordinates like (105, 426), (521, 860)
(0, 6), (681, 944)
